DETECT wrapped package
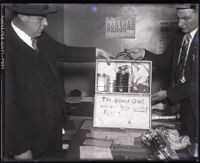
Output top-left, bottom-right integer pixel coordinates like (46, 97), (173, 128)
(141, 126), (191, 160)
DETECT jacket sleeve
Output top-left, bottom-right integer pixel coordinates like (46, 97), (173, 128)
(42, 33), (96, 63)
(144, 40), (174, 70)
(167, 81), (198, 104)
(5, 46), (32, 156)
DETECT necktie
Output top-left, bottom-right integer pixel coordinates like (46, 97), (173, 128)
(31, 38), (39, 52)
(175, 33), (191, 84)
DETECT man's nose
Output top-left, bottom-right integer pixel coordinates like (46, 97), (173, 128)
(178, 19), (184, 28)
(42, 17), (48, 26)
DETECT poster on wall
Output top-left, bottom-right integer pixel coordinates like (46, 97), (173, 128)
(105, 17), (136, 39)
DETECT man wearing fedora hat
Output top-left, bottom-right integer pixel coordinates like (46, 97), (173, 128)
(4, 4), (112, 160)
(127, 4), (199, 159)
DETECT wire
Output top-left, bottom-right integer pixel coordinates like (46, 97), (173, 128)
(115, 49), (134, 60)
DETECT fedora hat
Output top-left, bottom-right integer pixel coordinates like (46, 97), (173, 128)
(6, 4), (58, 15)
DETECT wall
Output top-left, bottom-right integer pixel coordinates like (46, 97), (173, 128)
(62, 3), (178, 96)
(45, 4), (64, 43)
(63, 4), (177, 53)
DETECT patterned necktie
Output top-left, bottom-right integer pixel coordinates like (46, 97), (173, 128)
(31, 38), (39, 52)
(175, 33), (191, 84)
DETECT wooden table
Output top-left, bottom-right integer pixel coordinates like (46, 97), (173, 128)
(62, 102), (192, 161)
(63, 119), (151, 161)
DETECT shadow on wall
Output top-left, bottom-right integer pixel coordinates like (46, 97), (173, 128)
(58, 62), (96, 97)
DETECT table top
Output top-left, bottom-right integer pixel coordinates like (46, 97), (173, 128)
(63, 119), (152, 161)
(62, 102), (191, 161)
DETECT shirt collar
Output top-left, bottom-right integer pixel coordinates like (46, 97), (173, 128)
(189, 28), (198, 40)
(11, 21), (34, 49)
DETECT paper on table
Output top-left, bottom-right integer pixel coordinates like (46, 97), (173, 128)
(62, 144), (69, 150)
(83, 138), (113, 148)
(152, 102), (166, 110)
(80, 146), (113, 160)
(80, 97), (94, 103)
(65, 96), (82, 104)
(113, 134), (134, 145)
(90, 130), (135, 145)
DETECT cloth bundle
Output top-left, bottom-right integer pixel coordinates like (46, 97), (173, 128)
(141, 126), (191, 160)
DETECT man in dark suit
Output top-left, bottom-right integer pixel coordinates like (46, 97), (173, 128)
(4, 4), (112, 161)
(128, 4), (199, 157)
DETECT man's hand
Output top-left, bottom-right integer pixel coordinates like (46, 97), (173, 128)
(96, 48), (112, 65)
(152, 90), (167, 105)
(126, 48), (145, 60)
(14, 150), (32, 160)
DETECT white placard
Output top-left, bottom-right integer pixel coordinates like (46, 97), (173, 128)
(80, 146), (113, 160)
(93, 93), (151, 129)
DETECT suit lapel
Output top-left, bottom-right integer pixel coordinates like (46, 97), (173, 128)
(187, 30), (199, 79)
(37, 34), (66, 97)
(7, 25), (52, 89)
(37, 35), (62, 95)
(172, 32), (184, 79)
(174, 33), (184, 66)
(37, 37), (58, 80)
(188, 30), (199, 62)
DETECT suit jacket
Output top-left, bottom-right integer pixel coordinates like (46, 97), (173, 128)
(5, 24), (96, 156)
(144, 29), (199, 141)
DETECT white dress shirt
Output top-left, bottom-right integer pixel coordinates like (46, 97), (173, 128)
(187, 27), (198, 52)
(11, 21), (35, 49)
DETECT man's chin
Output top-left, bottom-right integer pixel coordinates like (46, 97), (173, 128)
(35, 32), (42, 38)
(181, 29), (189, 33)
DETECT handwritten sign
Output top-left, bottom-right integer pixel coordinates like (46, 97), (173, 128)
(93, 93), (151, 129)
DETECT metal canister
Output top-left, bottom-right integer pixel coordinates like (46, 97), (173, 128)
(108, 80), (116, 92)
(97, 73), (106, 91)
(105, 75), (110, 92)
(97, 74), (106, 91)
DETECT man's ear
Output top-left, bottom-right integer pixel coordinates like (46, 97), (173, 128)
(17, 14), (28, 22)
